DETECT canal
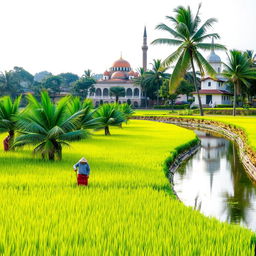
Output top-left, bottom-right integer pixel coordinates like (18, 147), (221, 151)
(174, 130), (256, 230)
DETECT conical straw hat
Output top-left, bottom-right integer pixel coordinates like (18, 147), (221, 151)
(79, 157), (87, 163)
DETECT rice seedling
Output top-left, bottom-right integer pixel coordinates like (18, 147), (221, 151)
(0, 120), (253, 255)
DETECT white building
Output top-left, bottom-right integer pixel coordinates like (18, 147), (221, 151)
(88, 57), (144, 107)
(193, 44), (232, 107)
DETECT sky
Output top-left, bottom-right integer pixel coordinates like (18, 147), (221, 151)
(0, 0), (255, 76)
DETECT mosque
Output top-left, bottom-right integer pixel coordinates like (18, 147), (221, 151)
(88, 27), (148, 107)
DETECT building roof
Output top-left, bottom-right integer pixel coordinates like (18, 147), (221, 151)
(201, 76), (227, 82)
(103, 70), (110, 76)
(192, 90), (232, 95)
(112, 57), (131, 68)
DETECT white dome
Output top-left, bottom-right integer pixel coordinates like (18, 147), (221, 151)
(207, 51), (221, 63)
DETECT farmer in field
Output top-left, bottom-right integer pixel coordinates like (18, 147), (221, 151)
(73, 157), (90, 186)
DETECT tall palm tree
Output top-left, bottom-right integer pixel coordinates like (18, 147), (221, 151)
(222, 50), (256, 116)
(110, 86), (125, 103)
(94, 104), (125, 135)
(152, 4), (226, 116)
(0, 95), (21, 151)
(83, 69), (94, 78)
(15, 91), (87, 160)
(144, 59), (170, 105)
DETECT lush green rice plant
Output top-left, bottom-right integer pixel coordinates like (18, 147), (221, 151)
(0, 120), (253, 255)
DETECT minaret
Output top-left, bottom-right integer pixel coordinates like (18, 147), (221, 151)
(142, 26), (148, 71)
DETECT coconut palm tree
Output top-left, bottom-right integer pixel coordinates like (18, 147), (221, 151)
(222, 50), (256, 116)
(144, 59), (170, 105)
(110, 87), (125, 103)
(94, 104), (125, 135)
(152, 4), (226, 116)
(0, 95), (21, 151)
(15, 91), (87, 160)
(67, 97), (102, 129)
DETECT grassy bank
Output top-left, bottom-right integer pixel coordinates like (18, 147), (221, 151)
(0, 120), (253, 255)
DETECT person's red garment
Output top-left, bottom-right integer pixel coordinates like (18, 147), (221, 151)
(77, 174), (89, 186)
(3, 136), (10, 151)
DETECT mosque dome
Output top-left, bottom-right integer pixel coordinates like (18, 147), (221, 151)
(111, 71), (127, 80)
(112, 57), (131, 68)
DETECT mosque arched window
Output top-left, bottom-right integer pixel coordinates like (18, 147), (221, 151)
(126, 88), (132, 97)
(134, 88), (139, 97)
(103, 88), (109, 97)
(96, 88), (102, 97)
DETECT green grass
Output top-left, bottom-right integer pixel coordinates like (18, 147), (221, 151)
(135, 110), (256, 151)
(0, 120), (254, 255)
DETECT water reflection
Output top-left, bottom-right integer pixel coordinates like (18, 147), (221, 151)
(174, 130), (256, 230)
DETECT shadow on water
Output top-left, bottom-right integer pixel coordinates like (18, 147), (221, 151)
(174, 130), (256, 231)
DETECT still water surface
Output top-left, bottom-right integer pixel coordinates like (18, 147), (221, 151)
(174, 130), (256, 230)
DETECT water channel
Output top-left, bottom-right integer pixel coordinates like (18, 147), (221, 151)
(174, 130), (256, 231)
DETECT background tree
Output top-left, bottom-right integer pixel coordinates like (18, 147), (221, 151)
(222, 50), (256, 116)
(13, 67), (34, 90)
(58, 72), (79, 87)
(159, 79), (178, 106)
(0, 70), (21, 98)
(144, 59), (169, 105)
(43, 75), (62, 101)
(176, 72), (200, 102)
(34, 71), (52, 83)
(73, 76), (96, 99)
(83, 69), (94, 78)
(110, 86), (125, 103)
(15, 92), (87, 160)
(152, 4), (226, 116)
(0, 95), (21, 151)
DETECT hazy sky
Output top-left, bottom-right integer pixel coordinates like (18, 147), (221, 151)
(0, 0), (255, 76)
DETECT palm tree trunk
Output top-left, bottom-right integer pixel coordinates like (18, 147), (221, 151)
(115, 96), (118, 104)
(191, 58), (204, 116)
(105, 126), (110, 135)
(48, 151), (55, 160)
(233, 83), (237, 116)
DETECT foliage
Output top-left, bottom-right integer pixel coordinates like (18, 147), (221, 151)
(117, 103), (134, 122)
(0, 70), (22, 97)
(72, 77), (96, 99)
(15, 91), (87, 160)
(222, 50), (256, 116)
(67, 97), (101, 129)
(94, 103), (125, 135)
(144, 59), (170, 104)
(58, 72), (79, 87)
(34, 71), (52, 83)
(109, 87), (125, 103)
(152, 4), (226, 116)
(43, 75), (63, 100)
(0, 120), (253, 255)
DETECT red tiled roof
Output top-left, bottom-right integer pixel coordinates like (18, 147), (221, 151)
(192, 90), (232, 95)
(201, 77), (223, 82)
